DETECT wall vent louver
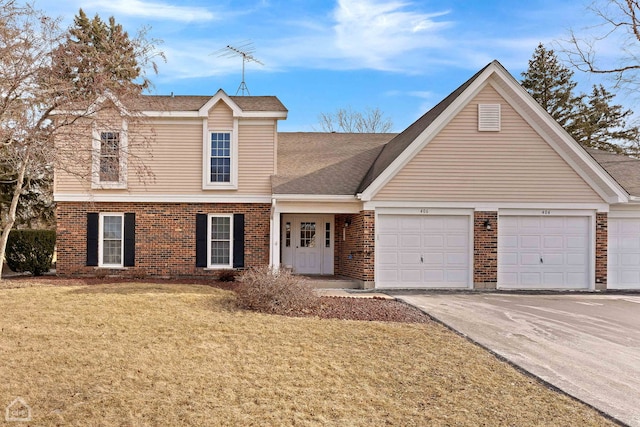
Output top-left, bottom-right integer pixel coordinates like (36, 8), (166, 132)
(478, 104), (501, 131)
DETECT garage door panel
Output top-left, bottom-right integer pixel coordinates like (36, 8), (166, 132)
(621, 237), (640, 250)
(400, 269), (422, 282)
(621, 254), (640, 265)
(567, 272), (587, 284)
(378, 253), (398, 265)
(609, 218), (640, 289)
(543, 236), (564, 249)
(400, 216), (421, 229)
(446, 269), (468, 282)
(499, 215), (590, 289)
(520, 235), (541, 249)
(422, 235), (444, 248)
(543, 253), (564, 265)
(423, 270), (445, 282)
(423, 253), (444, 265)
(520, 253), (541, 265)
(446, 252), (467, 265)
(566, 236), (587, 248)
(378, 234), (398, 247)
(447, 234), (468, 247)
(377, 214), (470, 288)
(399, 252), (420, 265)
(520, 273), (543, 286)
(400, 234), (421, 247)
(501, 253), (518, 265)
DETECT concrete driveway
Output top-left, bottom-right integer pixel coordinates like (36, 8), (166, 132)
(396, 293), (640, 426)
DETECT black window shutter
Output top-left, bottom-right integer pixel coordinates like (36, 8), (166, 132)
(195, 214), (208, 267)
(233, 214), (245, 268)
(123, 213), (136, 267)
(86, 213), (99, 266)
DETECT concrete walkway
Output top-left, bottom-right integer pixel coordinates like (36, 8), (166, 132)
(397, 293), (640, 426)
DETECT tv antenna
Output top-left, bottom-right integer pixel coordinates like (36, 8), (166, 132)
(216, 41), (264, 96)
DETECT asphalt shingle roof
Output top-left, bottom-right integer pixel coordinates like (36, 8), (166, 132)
(274, 132), (396, 195)
(132, 94), (287, 112)
(587, 149), (640, 197)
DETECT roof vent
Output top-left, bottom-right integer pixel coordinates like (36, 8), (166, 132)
(478, 104), (501, 131)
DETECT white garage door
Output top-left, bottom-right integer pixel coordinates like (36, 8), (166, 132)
(498, 216), (590, 289)
(377, 215), (470, 288)
(609, 218), (640, 289)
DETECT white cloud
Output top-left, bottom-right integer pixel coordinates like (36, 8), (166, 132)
(85, 0), (216, 22)
(332, 0), (452, 70)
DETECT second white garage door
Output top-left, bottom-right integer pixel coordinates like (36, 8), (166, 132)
(608, 217), (640, 289)
(377, 215), (471, 288)
(498, 216), (590, 289)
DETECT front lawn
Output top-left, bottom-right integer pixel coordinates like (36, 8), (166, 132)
(0, 282), (613, 426)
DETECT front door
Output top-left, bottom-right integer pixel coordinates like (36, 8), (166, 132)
(281, 214), (334, 275)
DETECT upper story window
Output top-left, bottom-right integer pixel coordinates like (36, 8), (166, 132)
(92, 121), (128, 189)
(203, 129), (238, 190)
(100, 132), (120, 182)
(210, 132), (231, 183)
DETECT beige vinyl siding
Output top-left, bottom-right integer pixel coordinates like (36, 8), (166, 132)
(208, 102), (233, 129)
(238, 123), (276, 194)
(55, 116), (278, 196)
(374, 84), (604, 203)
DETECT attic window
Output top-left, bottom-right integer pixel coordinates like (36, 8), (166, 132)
(478, 104), (501, 131)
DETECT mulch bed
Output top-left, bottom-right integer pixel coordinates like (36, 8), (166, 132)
(2, 275), (431, 324)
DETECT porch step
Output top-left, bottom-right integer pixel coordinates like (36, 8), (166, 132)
(300, 275), (361, 289)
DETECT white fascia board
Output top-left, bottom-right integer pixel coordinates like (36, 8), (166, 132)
(362, 200), (610, 212)
(140, 111), (287, 119)
(239, 111), (288, 119)
(142, 111), (200, 118)
(272, 194), (359, 202)
(275, 200), (363, 214)
(54, 193), (272, 203)
(487, 70), (629, 203)
(359, 66), (498, 202)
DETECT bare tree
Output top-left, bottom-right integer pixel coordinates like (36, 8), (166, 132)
(317, 106), (393, 133)
(0, 2), (162, 279)
(565, 0), (640, 90)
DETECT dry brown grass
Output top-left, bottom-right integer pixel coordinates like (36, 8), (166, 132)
(0, 281), (615, 426)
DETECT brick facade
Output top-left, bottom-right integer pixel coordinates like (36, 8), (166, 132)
(474, 211), (498, 289)
(595, 212), (607, 290)
(334, 211), (375, 286)
(56, 202), (270, 278)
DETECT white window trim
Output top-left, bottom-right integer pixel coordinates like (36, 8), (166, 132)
(202, 118), (238, 190)
(91, 120), (128, 189)
(207, 213), (234, 269)
(98, 212), (124, 268)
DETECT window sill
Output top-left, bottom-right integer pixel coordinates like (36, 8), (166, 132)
(202, 183), (238, 191)
(95, 266), (128, 270)
(92, 182), (128, 190)
(204, 266), (234, 270)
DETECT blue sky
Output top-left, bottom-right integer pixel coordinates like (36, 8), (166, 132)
(32, 0), (622, 132)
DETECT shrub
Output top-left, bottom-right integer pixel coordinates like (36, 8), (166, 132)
(217, 269), (238, 282)
(6, 229), (56, 276)
(236, 266), (319, 315)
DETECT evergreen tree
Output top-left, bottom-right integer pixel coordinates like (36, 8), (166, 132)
(522, 43), (639, 154)
(49, 9), (150, 101)
(572, 85), (639, 154)
(521, 43), (583, 133)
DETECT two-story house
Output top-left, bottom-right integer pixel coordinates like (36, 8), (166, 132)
(54, 60), (640, 291)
